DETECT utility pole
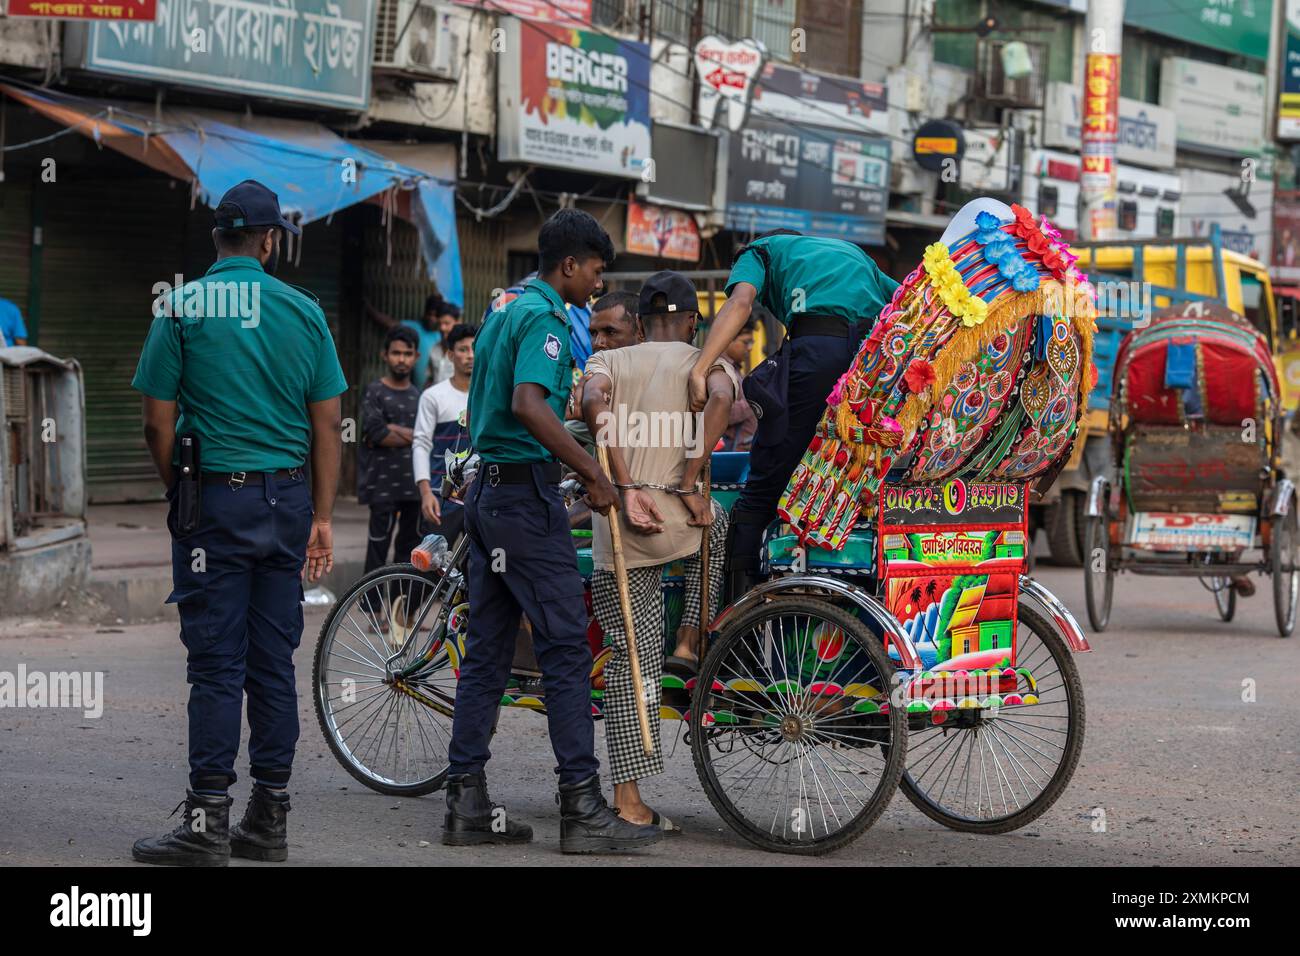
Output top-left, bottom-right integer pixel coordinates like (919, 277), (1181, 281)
(1078, 0), (1124, 242)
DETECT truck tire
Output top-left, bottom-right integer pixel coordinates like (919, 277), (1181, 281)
(1047, 489), (1084, 567)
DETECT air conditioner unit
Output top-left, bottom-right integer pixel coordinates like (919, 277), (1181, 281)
(374, 0), (461, 81)
(975, 39), (1046, 109)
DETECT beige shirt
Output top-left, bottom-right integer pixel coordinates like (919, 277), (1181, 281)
(586, 341), (738, 570)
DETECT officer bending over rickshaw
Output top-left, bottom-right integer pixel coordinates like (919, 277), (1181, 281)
(688, 230), (900, 599)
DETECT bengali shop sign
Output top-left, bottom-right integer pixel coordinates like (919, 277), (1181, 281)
(65, 0), (375, 110)
(625, 200), (700, 261)
(496, 17), (651, 179)
(6, 0), (155, 19)
(1159, 56), (1266, 153)
(1042, 81), (1175, 169)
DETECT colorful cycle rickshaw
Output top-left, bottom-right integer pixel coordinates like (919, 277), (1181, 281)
(313, 199), (1095, 854)
(1083, 300), (1298, 637)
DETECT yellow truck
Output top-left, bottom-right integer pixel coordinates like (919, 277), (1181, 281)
(1040, 226), (1294, 565)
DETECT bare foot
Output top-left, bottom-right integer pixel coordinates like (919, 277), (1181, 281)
(615, 802), (655, 826)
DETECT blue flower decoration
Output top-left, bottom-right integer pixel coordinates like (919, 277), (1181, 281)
(1011, 269), (1041, 292)
(974, 211), (1006, 246)
(984, 240), (1019, 266)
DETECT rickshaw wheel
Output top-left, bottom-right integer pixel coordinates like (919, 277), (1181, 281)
(1082, 513), (1114, 632)
(899, 604), (1085, 834)
(314, 565), (453, 796)
(1209, 577), (1236, 622)
(689, 598), (906, 856)
(1271, 506), (1298, 638)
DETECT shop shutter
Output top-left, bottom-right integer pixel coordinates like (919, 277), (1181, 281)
(0, 176), (32, 334)
(38, 175), (188, 502)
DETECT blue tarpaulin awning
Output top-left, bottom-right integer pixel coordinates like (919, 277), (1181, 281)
(1, 84), (463, 305)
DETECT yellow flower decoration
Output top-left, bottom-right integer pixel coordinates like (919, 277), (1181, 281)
(923, 242), (988, 328)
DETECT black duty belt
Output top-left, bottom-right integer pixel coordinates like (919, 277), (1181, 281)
(482, 461), (562, 485)
(202, 467), (304, 488)
(789, 314), (852, 339)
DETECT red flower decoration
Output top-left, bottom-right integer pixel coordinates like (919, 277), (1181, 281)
(903, 358), (936, 394)
(1026, 231), (1050, 256)
(864, 316), (891, 351)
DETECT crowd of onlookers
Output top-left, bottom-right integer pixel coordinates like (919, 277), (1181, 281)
(356, 287), (757, 574)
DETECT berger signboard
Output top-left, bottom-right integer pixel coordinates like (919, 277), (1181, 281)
(65, 0), (376, 110)
(497, 18), (651, 179)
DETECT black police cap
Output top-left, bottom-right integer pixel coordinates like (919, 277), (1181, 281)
(213, 179), (302, 236)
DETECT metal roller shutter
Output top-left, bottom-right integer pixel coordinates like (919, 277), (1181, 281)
(38, 176), (188, 502)
(0, 175), (32, 337)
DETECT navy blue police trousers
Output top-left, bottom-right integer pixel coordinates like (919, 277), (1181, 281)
(448, 466), (599, 787)
(726, 333), (858, 598)
(167, 471), (312, 792)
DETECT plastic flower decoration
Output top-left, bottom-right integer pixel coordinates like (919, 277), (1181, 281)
(923, 242), (988, 328)
(903, 358), (936, 394)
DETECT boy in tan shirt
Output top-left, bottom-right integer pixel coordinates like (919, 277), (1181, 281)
(580, 272), (737, 829)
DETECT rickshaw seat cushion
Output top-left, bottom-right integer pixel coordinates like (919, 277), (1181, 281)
(767, 529), (876, 572)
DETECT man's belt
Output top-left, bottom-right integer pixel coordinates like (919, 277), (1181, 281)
(482, 461), (563, 485)
(789, 313), (852, 338)
(202, 467), (304, 489)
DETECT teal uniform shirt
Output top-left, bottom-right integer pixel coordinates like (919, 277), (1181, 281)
(469, 278), (574, 463)
(131, 256), (348, 472)
(726, 234), (899, 326)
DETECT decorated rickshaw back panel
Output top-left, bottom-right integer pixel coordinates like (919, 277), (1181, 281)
(877, 479), (1029, 706)
(1124, 424), (1267, 514)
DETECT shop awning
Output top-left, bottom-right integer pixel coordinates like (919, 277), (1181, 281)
(0, 84), (463, 305)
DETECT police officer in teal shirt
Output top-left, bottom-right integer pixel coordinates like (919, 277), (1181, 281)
(689, 230), (899, 599)
(130, 181), (347, 866)
(444, 209), (660, 853)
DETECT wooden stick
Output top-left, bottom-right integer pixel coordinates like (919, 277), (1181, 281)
(595, 444), (655, 756)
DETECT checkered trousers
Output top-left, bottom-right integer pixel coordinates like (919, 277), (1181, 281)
(592, 501), (728, 784)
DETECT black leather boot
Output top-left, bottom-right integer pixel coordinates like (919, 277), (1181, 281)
(442, 772), (533, 846)
(131, 790), (232, 867)
(230, 785), (291, 862)
(558, 776), (662, 854)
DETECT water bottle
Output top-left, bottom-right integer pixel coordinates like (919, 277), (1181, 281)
(410, 533), (449, 571)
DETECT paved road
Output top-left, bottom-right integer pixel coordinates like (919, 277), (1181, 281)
(1, 566), (1296, 867)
